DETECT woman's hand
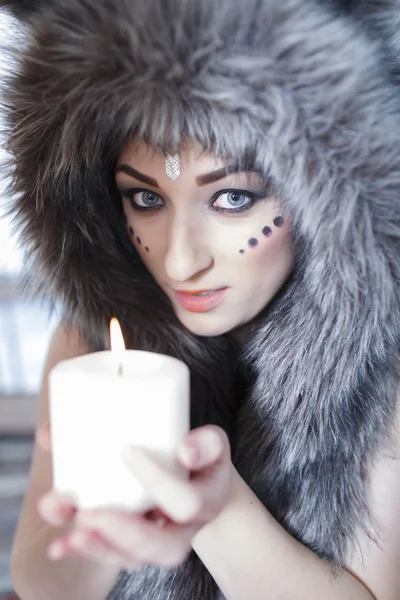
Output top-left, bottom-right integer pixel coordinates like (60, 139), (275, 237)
(36, 422), (233, 570)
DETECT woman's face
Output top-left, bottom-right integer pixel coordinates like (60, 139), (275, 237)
(116, 139), (294, 337)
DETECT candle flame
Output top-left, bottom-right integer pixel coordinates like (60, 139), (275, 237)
(110, 318), (126, 353)
(110, 318), (126, 375)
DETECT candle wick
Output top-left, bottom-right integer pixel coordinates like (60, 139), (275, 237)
(118, 363), (123, 376)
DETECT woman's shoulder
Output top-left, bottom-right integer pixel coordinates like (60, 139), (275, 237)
(45, 321), (91, 369)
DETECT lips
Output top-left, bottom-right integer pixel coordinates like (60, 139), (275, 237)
(174, 288), (228, 313)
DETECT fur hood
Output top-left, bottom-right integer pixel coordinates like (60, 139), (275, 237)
(2, 1), (400, 598)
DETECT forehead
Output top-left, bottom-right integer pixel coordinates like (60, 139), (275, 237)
(117, 137), (234, 174)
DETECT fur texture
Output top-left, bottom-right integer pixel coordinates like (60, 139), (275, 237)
(2, 0), (400, 598)
(0, 0), (47, 19)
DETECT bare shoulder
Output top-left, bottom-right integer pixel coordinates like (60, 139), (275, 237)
(11, 322), (90, 565)
(344, 377), (400, 600)
(46, 321), (90, 368)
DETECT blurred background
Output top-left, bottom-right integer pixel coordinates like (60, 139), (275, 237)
(0, 9), (59, 597)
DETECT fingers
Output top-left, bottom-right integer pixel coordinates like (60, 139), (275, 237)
(35, 422), (51, 453)
(49, 528), (135, 569)
(122, 449), (201, 523)
(44, 425), (232, 570)
(121, 426), (231, 524)
(38, 491), (78, 527)
(177, 425), (230, 471)
(74, 510), (194, 568)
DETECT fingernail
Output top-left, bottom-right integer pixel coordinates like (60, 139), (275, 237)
(200, 430), (222, 462)
(178, 443), (200, 466)
(47, 512), (66, 526)
(38, 501), (66, 526)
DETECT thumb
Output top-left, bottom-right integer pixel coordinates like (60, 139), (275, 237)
(35, 422), (52, 453)
(177, 425), (230, 471)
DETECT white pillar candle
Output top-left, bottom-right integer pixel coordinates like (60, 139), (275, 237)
(48, 324), (190, 512)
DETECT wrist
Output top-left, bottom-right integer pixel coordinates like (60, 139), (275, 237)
(192, 462), (240, 545)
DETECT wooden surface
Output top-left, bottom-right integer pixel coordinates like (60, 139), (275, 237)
(0, 435), (33, 595)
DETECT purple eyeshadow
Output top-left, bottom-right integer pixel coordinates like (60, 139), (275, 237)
(262, 226), (272, 237)
(248, 238), (259, 248)
(273, 216), (284, 227)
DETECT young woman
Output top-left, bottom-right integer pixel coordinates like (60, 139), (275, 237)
(3, 0), (400, 599)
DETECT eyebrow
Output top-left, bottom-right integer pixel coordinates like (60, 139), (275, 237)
(196, 165), (261, 185)
(115, 163), (262, 187)
(115, 165), (158, 186)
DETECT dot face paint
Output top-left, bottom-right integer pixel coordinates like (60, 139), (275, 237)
(145, 246), (150, 252)
(240, 216), (286, 254)
(129, 226), (134, 236)
(136, 236), (141, 245)
(262, 226), (272, 237)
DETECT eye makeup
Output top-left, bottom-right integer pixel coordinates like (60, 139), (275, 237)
(121, 188), (164, 211)
(210, 188), (267, 215)
(120, 185), (271, 216)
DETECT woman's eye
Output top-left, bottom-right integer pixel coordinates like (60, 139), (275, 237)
(212, 190), (255, 212)
(121, 189), (164, 209)
(132, 190), (163, 208)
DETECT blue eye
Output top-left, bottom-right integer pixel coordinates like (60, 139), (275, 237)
(212, 190), (257, 213)
(131, 190), (163, 208)
(120, 188), (164, 210)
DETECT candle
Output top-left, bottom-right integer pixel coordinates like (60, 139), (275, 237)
(48, 318), (190, 512)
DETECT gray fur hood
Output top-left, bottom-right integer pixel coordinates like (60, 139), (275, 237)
(2, 0), (400, 598)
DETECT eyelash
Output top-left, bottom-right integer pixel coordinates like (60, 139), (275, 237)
(120, 188), (266, 215)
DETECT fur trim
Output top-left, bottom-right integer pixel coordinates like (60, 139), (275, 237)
(2, 0), (400, 598)
(0, 0), (46, 19)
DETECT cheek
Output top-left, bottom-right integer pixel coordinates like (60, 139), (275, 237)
(246, 229), (293, 270)
(237, 217), (294, 291)
(125, 213), (152, 254)
(236, 214), (290, 257)
(239, 229), (294, 311)
(124, 212), (166, 281)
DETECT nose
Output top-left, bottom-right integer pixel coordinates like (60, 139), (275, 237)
(164, 215), (213, 282)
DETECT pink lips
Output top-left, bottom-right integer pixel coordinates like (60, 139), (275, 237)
(174, 288), (228, 313)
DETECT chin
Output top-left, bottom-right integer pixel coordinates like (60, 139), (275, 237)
(178, 312), (235, 337)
